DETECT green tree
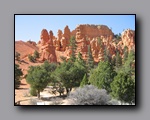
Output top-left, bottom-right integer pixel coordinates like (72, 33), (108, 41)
(115, 51), (122, 69)
(111, 56), (116, 67)
(54, 59), (86, 95)
(89, 61), (116, 93)
(15, 52), (20, 61)
(114, 33), (121, 40)
(111, 50), (135, 104)
(110, 71), (135, 104)
(28, 54), (35, 62)
(26, 66), (51, 99)
(41, 60), (57, 73)
(33, 50), (40, 59)
(69, 36), (77, 62)
(123, 49), (135, 75)
(87, 45), (94, 72)
(123, 46), (128, 63)
(97, 37), (103, 48)
(75, 52), (86, 69)
(15, 64), (23, 89)
(80, 74), (89, 88)
(104, 47), (111, 62)
(29, 87), (37, 96)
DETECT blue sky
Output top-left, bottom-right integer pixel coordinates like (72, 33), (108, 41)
(15, 15), (135, 43)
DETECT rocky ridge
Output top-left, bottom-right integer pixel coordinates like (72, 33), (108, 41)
(15, 24), (135, 63)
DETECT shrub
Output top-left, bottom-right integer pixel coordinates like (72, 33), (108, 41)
(28, 54), (35, 62)
(29, 87), (37, 96)
(33, 50), (40, 59)
(68, 85), (112, 105)
(15, 52), (20, 61)
(15, 64), (23, 89)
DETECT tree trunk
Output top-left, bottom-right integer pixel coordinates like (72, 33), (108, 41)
(66, 88), (70, 96)
(37, 90), (40, 99)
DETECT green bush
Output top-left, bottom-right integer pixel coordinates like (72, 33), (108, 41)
(15, 64), (23, 89)
(29, 88), (37, 96)
(33, 50), (40, 59)
(28, 54), (35, 62)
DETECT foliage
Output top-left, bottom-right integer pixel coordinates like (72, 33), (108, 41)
(80, 74), (89, 88)
(69, 36), (77, 62)
(89, 61), (116, 93)
(15, 52), (21, 61)
(28, 54), (35, 62)
(115, 51), (122, 70)
(29, 87), (37, 96)
(60, 56), (67, 62)
(41, 60), (57, 73)
(53, 55), (87, 95)
(87, 45), (94, 72)
(110, 71), (135, 104)
(33, 50), (40, 59)
(97, 37), (103, 48)
(68, 85), (112, 105)
(26, 65), (51, 99)
(114, 33), (121, 40)
(104, 47), (111, 63)
(15, 64), (23, 89)
(123, 46), (128, 63)
(111, 50), (135, 104)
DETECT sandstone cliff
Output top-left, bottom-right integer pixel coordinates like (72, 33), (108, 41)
(16, 24), (135, 63)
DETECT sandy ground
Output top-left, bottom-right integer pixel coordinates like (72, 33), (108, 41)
(15, 78), (72, 105)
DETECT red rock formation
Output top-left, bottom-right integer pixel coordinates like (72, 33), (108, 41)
(40, 29), (49, 44)
(64, 25), (71, 44)
(39, 29), (57, 62)
(15, 40), (38, 59)
(121, 29), (135, 52)
(75, 24), (114, 41)
(60, 36), (67, 51)
(26, 40), (37, 46)
(35, 25), (135, 63)
(49, 30), (54, 46)
(55, 29), (62, 51)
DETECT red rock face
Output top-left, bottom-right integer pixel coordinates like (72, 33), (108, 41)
(121, 29), (135, 52)
(49, 30), (54, 46)
(39, 29), (57, 63)
(40, 29), (49, 44)
(36, 25), (135, 63)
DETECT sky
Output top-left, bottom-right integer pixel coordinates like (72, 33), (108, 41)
(15, 15), (135, 43)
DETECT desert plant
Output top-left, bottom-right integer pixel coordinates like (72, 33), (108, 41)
(15, 64), (23, 89)
(33, 50), (40, 59)
(80, 74), (89, 88)
(89, 61), (116, 93)
(28, 54), (35, 62)
(26, 66), (51, 99)
(15, 52), (20, 61)
(29, 87), (37, 96)
(68, 85), (112, 105)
